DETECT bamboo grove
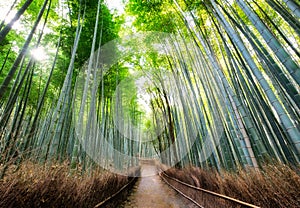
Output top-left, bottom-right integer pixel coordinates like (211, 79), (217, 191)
(0, 0), (299, 178)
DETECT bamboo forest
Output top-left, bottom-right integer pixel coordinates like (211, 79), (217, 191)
(0, 0), (299, 207)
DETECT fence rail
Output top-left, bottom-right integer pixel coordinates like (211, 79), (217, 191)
(159, 170), (260, 208)
(94, 177), (136, 208)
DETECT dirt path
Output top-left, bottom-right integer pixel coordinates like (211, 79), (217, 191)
(120, 165), (197, 208)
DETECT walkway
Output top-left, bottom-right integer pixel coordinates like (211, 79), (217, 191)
(120, 164), (197, 208)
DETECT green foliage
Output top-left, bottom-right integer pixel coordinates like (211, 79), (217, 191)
(1, 0), (300, 176)
(126, 0), (177, 32)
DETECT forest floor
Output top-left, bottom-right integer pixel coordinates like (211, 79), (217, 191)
(0, 161), (138, 208)
(120, 164), (197, 208)
(164, 164), (300, 208)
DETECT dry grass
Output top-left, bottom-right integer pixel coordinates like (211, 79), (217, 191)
(164, 164), (300, 208)
(0, 162), (139, 208)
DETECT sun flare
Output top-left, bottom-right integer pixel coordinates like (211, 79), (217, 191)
(30, 47), (48, 61)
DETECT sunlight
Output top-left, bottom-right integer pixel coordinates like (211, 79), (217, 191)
(1, 9), (24, 31)
(106, 0), (125, 14)
(30, 47), (48, 61)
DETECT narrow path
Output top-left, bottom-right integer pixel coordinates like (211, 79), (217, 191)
(120, 165), (197, 208)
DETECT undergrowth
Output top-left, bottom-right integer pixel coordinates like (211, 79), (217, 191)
(0, 161), (139, 208)
(164, 164), (300, 208)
